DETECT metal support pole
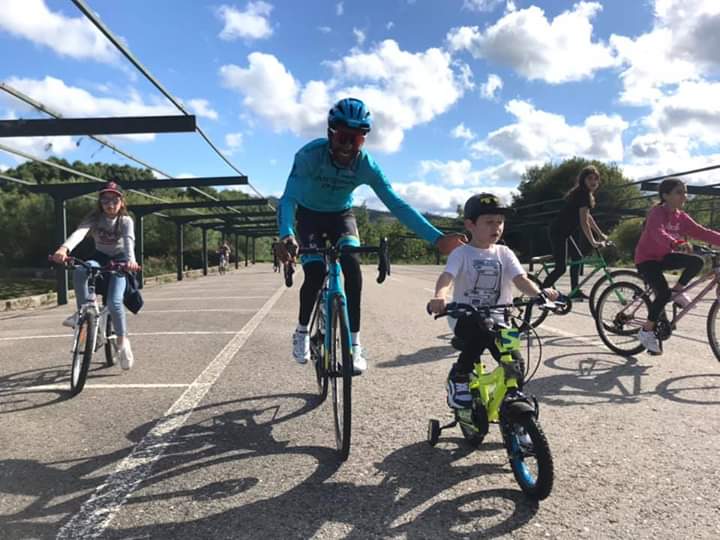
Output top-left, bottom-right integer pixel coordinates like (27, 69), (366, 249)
(252, 237), (256, 264)
(53, 196), (68, 305)
(136, 214), (145, 288)
(234, 233), (239, 269)
(176, 223), (184, 281)
(202, 227), (208, 276)
(245, 236), (249, 267)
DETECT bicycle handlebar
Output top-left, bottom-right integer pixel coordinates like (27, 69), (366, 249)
(428, 294), (569, 324)
(283, 238), (391, 288)
(48, 255), (139, 273)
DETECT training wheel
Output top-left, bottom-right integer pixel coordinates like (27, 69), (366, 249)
(427, 419), (440, 446)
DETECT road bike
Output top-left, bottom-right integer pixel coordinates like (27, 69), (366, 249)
(516, 238), (643, 328)
(52, 257), (132, 396)
(427, 295), (568, 500)
(285, 237), (390, 461)
(595, 245), (720, 360)
(218, 253), (229, 275)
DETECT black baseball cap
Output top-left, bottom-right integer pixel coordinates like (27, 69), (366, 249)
(463, 193), (515, 220)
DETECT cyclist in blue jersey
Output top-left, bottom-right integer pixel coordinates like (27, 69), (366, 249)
(276, 97), (466, 373)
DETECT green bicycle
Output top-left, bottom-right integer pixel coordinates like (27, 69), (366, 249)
(517, 238), (643, 327)
(427, 295), (568, 500)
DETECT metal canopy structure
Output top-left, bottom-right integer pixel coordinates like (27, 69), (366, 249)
(641, 180), (720, 196)
(211, 224), (278, 267)
(129, 198), (270, 284)
(0, 115), (196, 137)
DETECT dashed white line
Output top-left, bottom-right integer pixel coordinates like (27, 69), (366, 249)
(55, 284), (287, 539)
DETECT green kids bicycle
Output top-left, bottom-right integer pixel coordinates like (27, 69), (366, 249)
(427, 295), (568, 500)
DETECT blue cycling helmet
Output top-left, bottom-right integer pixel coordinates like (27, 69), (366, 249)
(328, 97), (372, 132)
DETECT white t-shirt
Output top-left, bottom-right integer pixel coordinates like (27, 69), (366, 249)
(443, 243), (525, 328)
(62, 214), (136, 263)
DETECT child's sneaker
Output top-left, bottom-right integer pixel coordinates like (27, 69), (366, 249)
(118, 340), (134, 370)
(446, 369), (472, 409)
(637, 329), (661, 355)
(62, 313), (79, 328)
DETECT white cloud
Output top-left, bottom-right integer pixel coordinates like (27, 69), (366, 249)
(0, 0), (117, 63)
(318, 26), (332, 34)
(359, 181), (517, 216)
(386, 21), (395, 31)
(480, 73), (503, 100)
(225, 132), (244, 153)
(217, 2), (273, 41)
(473, 99), (628, 163)
(419, 158), (531, 188)
(0, 164), (10, 172)
(220, 40), (473, 153)
(463, 0), (504, 12)
(186, 98), (219, 120)
(353, 28), (366, 46)
(447, 2), (618, 83)
(451, 123), (476, 141)
(336, 2), (344, 16)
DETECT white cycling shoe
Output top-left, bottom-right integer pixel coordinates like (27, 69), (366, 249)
(352, 344), (367, 374)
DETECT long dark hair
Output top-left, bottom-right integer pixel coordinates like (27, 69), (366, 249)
(565, 165), (599, 208)
(654, 177), (685, 207)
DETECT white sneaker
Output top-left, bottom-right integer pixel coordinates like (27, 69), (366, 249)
(637, 329), (661, 355)
(292, 329), (310, 364)
(62, 313), (79, 328)
(352, 344), (367, 374)
(118, 340), (134, 370)
(672, 292), (691, 308)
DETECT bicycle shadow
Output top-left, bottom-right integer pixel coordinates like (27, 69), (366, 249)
(0, 363), (119, 414)
(655, 373), (720, 405)
(0, 392), (329, 540)
(101, 437), (538, 539)
(378, 344), (456, 368)
(526, 352), (650, 406)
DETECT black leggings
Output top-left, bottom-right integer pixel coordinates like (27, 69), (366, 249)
(541, 230), (583, 290)
(636, 253), (704, 322)
(453, 317), (523, 378)
(299, 256), (362, 332)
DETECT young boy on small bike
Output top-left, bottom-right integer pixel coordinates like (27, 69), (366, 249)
(427, 193), (558, 409)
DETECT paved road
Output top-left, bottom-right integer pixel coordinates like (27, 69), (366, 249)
(1, 264), (719, 539)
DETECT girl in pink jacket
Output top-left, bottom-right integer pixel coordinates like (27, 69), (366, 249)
(634, 178), (720, 354)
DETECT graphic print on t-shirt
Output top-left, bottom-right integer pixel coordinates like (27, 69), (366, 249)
(463, 258), (502, 307)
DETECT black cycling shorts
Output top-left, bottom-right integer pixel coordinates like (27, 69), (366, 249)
(296, 205), (360, 264)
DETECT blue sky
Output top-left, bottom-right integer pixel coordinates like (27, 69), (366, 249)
(2, 0), (720, 215)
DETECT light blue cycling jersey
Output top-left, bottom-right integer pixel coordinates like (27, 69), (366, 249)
(278, 138), (442, 244)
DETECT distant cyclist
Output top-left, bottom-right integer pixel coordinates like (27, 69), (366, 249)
(271, 237), (281, 272)
(218, 241), (231, 272)
(542, 165), (608, 300)
(51, 182), (140, 370)
(276, 97), (465, 373)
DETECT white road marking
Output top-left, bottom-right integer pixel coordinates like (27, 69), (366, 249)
(0, 331), (239, 341)
(55, 284), (287, 539)
(13, 383), (192, 391)
(149, 296), (268, 300)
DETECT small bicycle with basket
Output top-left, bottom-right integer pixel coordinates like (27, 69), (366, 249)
(427, 294), (569, 500)
(285, 237), (390, 461)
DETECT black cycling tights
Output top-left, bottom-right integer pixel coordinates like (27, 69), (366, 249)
(299, 253), (362, 332)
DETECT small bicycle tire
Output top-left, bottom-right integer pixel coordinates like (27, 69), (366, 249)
(589, 269), (645, 318)
(706, 299), (720, 362)
(504, 414), (554, 500)
(594, 281), (648, 356)
(104, 315), (116, 367)
(329, 293), (352, 461)
(70, 313), (96, 396)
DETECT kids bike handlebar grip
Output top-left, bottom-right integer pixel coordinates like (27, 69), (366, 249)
(284, 262), (295, 288)
(377, 237), (390, 284)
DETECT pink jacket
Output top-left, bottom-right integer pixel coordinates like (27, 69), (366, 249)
(635, 205), (720, 264)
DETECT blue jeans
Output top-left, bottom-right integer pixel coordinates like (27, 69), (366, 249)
(73, 261), (128, 336)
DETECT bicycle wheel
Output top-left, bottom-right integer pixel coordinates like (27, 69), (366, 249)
(595, 281), (648, 356)
(311, 296), (328, 401)
(329, 293), (352, 461)
(503, 414), (554, 500)
(706, 299), (720, 362)
(589, 269), (644, 318)
(513, 274), (548, 329)
(70, 312), (97, 396)
(104, 314), (116, 366)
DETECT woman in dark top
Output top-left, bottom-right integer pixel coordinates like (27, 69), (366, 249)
(541, 165), (607, 299)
